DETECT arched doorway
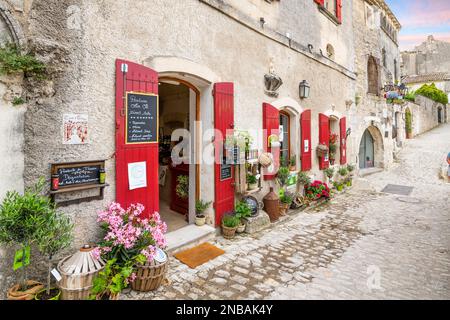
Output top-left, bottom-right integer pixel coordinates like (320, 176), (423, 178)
(359, 129), (375, 169)
(405, 108), (412, 139)
(158, 77), (200, 232)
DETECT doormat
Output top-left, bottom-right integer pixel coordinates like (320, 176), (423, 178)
(174, 242), (225, 269)
(381, 184), (414, 196)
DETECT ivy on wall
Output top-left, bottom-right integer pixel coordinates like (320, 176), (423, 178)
(415, 83), (448, 105)
(0, 44), (46, 78)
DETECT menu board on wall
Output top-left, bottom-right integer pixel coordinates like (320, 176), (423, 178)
(126, 92), (158, 144)
(52, 161), (105, 188)
(220, 164), (232, 181)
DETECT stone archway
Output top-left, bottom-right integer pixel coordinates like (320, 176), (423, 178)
(0, 1), (26, 47)
(358, 126), (384, 169)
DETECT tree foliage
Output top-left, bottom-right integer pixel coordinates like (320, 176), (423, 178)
(415, 83), (448, 105)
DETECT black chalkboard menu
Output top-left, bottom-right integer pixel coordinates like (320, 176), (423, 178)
(51, 160), (105, 188)
(126, 92), (158, 144)
(220, 164), (232, 181)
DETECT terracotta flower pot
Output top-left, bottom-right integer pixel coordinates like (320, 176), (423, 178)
(236, 223), (246, 233)
(7, 281), (44, 301)
(222, 224), (237, 239)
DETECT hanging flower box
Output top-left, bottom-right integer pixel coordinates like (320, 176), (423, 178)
(316, 144), (329, 157)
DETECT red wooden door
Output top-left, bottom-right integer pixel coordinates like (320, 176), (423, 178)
(263, 103), (280, 180)
(340, 117), (347, 165)
(115, 59), (159, 218)
(214, 83), (235, 226)
(319, 113), (330, 170)
(301, 109), (312, 171)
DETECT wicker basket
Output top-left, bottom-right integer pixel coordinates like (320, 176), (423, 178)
(221, 225), (237, 239)
(57, 245), (106, 300)
(316, 144), (329, 157)
(131, 255), (169, 292)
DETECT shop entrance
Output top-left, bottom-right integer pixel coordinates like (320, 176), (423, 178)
(158, 78), (199, 232)
(359, 129), (375, 169)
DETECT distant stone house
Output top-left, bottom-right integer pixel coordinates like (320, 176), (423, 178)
(402, 72), (450, 103)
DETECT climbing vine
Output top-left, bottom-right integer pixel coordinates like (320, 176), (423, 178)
(0, 44), (46, 78)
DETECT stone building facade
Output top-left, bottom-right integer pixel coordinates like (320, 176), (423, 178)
(1, 0), (442, 296)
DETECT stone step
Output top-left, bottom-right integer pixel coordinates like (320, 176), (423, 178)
(166, 224), (217, 255)
(358, 167), (384, 177)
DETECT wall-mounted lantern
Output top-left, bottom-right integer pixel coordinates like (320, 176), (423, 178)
(299, 80), (310, 99)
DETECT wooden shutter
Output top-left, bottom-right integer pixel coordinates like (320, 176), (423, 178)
(340, 117), (347, 165)
(115, 59), (159, 218)
(263, 103), (280, 180)
(336, 0), (342, 23)
(319, 113), (330, 170)
(301, 110), (312, 171)
(214, 83), (235, 226)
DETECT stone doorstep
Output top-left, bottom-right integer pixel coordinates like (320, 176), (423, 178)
(166, 224), (216, 255)
(358, 167), (384, 177)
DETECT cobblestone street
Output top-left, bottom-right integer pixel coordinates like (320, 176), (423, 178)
(125, 124), (450, 300)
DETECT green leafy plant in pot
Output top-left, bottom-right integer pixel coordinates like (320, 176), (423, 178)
(289, 156), (296, 171)
(0, 178), (51, 300)
(276, 166), (290, 190)
(221, 214), (240, 239)
(35, 207), (74, 300)
(324, 167), (335, 183)
(195, 199), (211, 226)
(297, 171), (311, 196)
(234, 201), (252, 233)
(247, 173), (258, 190)
(279, 192), (293, 216)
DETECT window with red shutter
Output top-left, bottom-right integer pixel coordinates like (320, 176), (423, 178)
(340, 117), (347, 165)
(319, 113), (330, 170)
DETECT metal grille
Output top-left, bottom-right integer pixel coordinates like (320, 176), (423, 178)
(381, 184), (414, 196)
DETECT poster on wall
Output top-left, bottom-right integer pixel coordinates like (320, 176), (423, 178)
(63, 114), (89, 144)
(128, 161), (147, 190)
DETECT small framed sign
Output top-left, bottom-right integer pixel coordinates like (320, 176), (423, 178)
(220, 164), (232, 181)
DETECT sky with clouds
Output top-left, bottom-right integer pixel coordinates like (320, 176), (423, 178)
(385, 0), (450, 50)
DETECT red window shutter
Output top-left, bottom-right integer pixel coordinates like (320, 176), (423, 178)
(263, 103), (280, 180)
(115, 59), (159, 218)
(314, 0), (325, 6)
(319, 113), (330, 170)
(301, 110), (312, 171)
(340, 117), (347, 165)
(214, 83), (235, 226)
(336, 0), (342, 23)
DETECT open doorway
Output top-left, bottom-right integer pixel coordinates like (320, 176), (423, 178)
(158, 79), (199, 232)
(359, 129), (375, 169)
(328, 116), (340, 166)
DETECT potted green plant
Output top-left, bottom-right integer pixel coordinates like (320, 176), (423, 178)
(247, 173), (258, 190)
(328, 143), (337, 165)
(297, 171), (311, 196)
(289, 156), (296, 171)
(35, 208), (74, 300)
(0, 178), (50, 300)
(90, 258), (134, 300)
(338, 167), (348, 179)
(195, 199), (211, 226)
(337, 183), (344, 191)
(234, 201), (252, 233)
(276, 166), (290, 190)
(221, 215), (240, 239)
(279, 193), (293, 216)
(175, 175), (189, 199)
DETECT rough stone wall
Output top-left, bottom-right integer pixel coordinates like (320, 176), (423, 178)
(406, 95), (444, 137)
(401, 36), (450, 76)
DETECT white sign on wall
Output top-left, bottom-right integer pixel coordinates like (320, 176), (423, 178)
(128, 161), (147, 190)
(304, 140), (309, 153)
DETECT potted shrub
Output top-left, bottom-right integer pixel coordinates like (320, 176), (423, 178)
(338, 167), (348, 180)
(235, 201), (252, 233)
(279, 192), (293, 216)
(92, 202), (168, 295)
(289, 156), (296, 171)
(247, 173), (258, 191)
(324, 167), (335, 184)
(276, 166), (290, 190)
(221, 215), (240, 239)
(35, 208), (74, 300)
(195, 199), (211, 226)
(297, 171), (311, 196)
(347, 164), (355, 176)
(0, 179), (50, 300)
